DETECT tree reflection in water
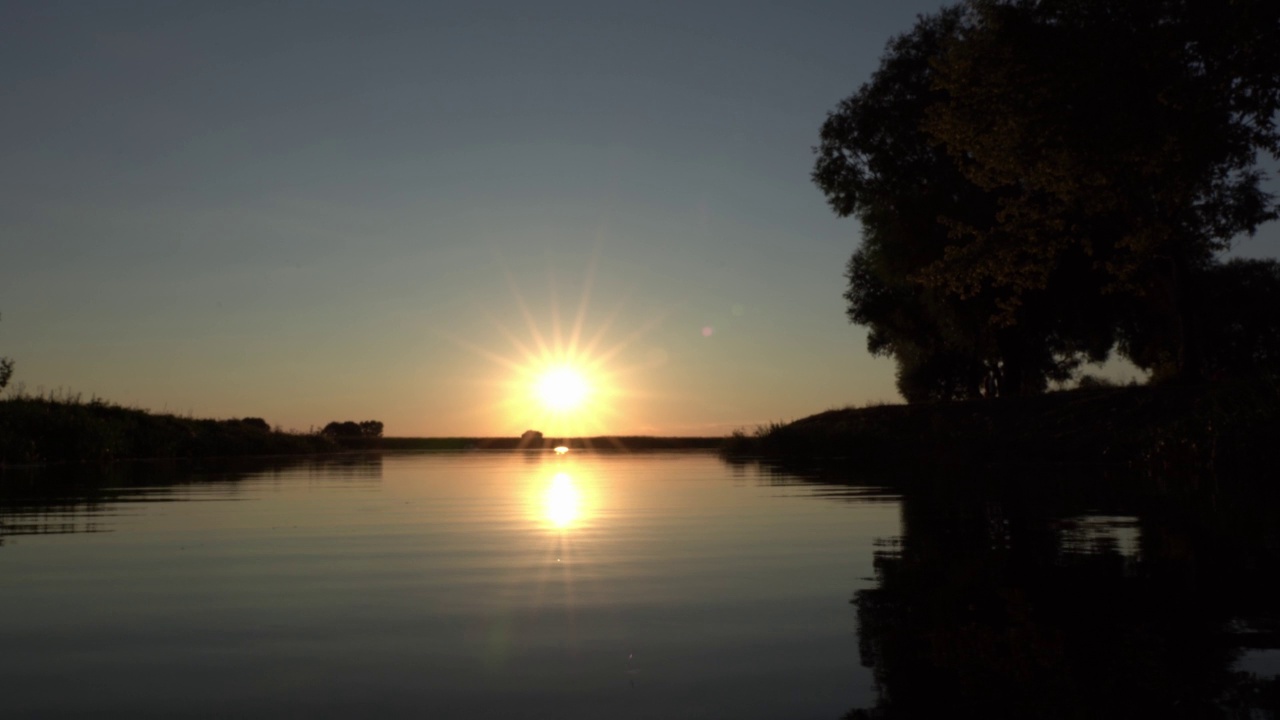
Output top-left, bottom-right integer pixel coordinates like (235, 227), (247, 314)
(837, 468), (1280, 719)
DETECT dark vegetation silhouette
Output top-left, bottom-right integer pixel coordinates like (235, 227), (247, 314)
(813, 0), (1280, 399)
(0, 393), (338, 464)
(0, 395), (724, 464)
(320, 420), (384, 439)
(724, 376), (1280, 476)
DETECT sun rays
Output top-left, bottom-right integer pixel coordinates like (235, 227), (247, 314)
(452, 255), (665, 439)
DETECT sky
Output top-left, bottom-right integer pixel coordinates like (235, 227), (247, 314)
(2, 1), (1278, 437)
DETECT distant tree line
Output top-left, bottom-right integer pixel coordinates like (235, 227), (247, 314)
(321, 420), (384, 439)
(813, 0), (1280, 401)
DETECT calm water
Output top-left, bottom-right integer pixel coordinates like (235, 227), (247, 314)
(2, 452), (1277, 718)
(0, 452), (897, 719)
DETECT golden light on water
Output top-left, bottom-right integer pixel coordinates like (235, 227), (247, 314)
(543, 472), (582, 529)
(523, 462), (601, 626)
(526, 460), (598, 532)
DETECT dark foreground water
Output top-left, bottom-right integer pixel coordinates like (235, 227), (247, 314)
(1, 452), (1277, 718)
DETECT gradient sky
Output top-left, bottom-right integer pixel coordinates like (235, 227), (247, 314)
(3, 1), (1277, 437)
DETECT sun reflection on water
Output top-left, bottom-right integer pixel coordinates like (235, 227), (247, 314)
(543, 472), (582, 530)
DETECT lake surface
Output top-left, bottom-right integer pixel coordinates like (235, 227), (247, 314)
(0, 452), (897, 718)
(2, 452), (1277, 718)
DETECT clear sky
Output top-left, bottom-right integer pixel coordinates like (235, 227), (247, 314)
(3, 1), (1277, 437)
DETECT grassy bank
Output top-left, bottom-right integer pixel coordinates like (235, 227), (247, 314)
(0, 395), (338, 465)
(723, 376), (1280, 479)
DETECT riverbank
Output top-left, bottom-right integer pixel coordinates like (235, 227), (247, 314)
(0, 396), (339, 465)
(0, 395), (725, 466)
(723, 376), (1280, 479)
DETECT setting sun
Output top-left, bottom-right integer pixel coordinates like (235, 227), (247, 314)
(451, 262), (666, 437)
(536, 367), (589, 411)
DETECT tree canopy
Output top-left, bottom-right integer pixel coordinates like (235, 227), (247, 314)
(815, 0), (1280, 398)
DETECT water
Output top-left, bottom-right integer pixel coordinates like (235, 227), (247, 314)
(0, 452), (897, 719)
(2, 452), (1277, 718)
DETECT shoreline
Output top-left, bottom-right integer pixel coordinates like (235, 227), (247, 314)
(7, 376), (1276, 476)
(722, 376), (1280, 482)
(0, 396), (727, 467)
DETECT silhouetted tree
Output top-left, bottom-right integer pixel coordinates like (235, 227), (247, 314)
(321, 420), (384, 439)
(922, 0), (1280, 382)
(321, 421), (362, 438)
(816, 0), (1279, 393)
(815, 8), (1113, 400)
(1200, 259), (1280, 376)
(1121, 258), (1280, 379)
(239, 417), (271, 432)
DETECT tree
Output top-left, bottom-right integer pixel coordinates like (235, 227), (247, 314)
(321, 420), (384, 439)
(814, 8), (1113, 400)
(922, 0), (1280, 381)
(1173, 258), (1280, 378)
(322, 421), (361, 438)
(816, 0), (1280, 396)
(0, 312), (12, 392)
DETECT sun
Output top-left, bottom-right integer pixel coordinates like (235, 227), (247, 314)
(448, 256), (667, 438)
(536, 367), (589, 411)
